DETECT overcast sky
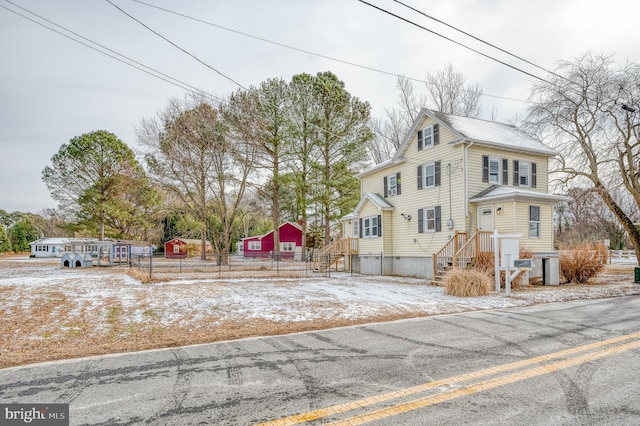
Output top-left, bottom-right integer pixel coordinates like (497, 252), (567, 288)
(1, 0), (638, 213)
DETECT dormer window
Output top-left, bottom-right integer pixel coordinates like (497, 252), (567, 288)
(417, 123), (439, 150)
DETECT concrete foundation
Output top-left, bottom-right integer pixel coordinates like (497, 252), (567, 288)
(357, 255), (433, 279)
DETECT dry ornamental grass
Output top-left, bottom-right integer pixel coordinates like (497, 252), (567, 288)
(560, 243), (608, 283)
(444, 269), (493, 297)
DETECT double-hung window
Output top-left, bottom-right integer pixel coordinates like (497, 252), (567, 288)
(424, 163), (435, 188)
(529, 206), (540, 238)
(417, 123), (439, 150)
(418, 206), (441, 233)
(364, 216), (378, 237)
(519, 162), (530, 187)
(249, 241), (261, 250)
(417, 161), (440, 189)
(359, 215), (382, 238)
(388, 174), (397, 196)
(489, 157), (500, 183)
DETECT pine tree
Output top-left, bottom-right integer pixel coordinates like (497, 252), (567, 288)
(0, 224), (11, 253)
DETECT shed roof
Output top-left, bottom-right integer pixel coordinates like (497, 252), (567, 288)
(469, 185), (571, 203)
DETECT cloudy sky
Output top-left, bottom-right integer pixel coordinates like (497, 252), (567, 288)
(1, 0), (638, 213)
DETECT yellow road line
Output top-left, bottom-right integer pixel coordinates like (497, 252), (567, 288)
(328, 338), (640, 425)
(255, 331), (640, 426)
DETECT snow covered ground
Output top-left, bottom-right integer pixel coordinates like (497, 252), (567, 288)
(2, 256), (639, 325)
(1, 256), (639, 367)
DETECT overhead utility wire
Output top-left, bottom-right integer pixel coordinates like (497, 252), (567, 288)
(391, 0), (568, 83)
(391, 0), (620, 107)
(2, 0), (217, 101)
(356, 0), (553, 86)
(107, 0), (358, 142)
(105, 0), (247, 90)
(369, 0), (624, 111)
(130, 0), (524, 104)
(0, 2), (212, 98)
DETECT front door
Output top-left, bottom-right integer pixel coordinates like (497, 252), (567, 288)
(478, 205), (494, 231)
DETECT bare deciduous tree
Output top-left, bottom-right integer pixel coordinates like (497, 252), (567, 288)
(526, 52), (640, 261)
(425, 63), (483, 118)
(138, 95), (256, 262)
(369, 66), (483, 164)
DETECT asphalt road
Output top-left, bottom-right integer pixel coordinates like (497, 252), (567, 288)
(2, 296), (640, 425)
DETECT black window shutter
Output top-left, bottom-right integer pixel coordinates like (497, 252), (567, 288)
(417, 165), (423, 190)
(513, 160), (520, 187)
(435, 161), (441, 187)
(435, 206), (441, 232)
(359, 218), (363, 238)
(433, 123), (440, 145)
(502, 159), (508, 185)
(377, 214), (382, 236)
(482, 155), (489, 183)
(417, 130), (423, 151)
(418, 209), (424, 233)
(396, 172), (401, 195)
(383, 176), (388, 198)
(532, 163), (537, 188)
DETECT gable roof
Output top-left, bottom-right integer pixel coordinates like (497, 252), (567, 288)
(438, 112), (558, 156)
(242, 221), (303, 241)
(358, 109), (557, 178)
(351, 192), (395, 216)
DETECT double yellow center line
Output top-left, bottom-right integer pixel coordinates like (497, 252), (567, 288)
(256, 331), (640, 426)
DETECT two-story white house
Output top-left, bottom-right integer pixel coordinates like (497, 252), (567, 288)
(338, 109), (568, 283)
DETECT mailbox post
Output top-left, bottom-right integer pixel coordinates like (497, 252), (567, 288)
(492, 230), (533, 296)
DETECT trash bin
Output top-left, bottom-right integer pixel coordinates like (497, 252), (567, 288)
(635, 266), (640, 284)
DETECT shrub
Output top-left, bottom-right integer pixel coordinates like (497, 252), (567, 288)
(560, 242), (608, 283)
(444, 269), (493, 297)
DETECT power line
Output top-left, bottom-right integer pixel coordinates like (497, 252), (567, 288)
(391, 0), (567, 82)
(130, 0), (526, 105)
(356, 0), (553, 86)
(2, 0), (219, 102)
(0, 3), (204, 97)
(105, 0), (247, 91)
(105, 1), (363, 143)
(359, 0), (622, 112)
(391, 0), (616, 106)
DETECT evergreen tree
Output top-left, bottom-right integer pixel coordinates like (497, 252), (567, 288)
(0, 224), (11, 253)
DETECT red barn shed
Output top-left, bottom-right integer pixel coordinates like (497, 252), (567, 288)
(242, 222), (304, 259)
(165, 238), (213, 259)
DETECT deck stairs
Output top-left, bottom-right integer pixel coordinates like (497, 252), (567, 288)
(431, 230), (494, 285)
(313, 238), (358, 272)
